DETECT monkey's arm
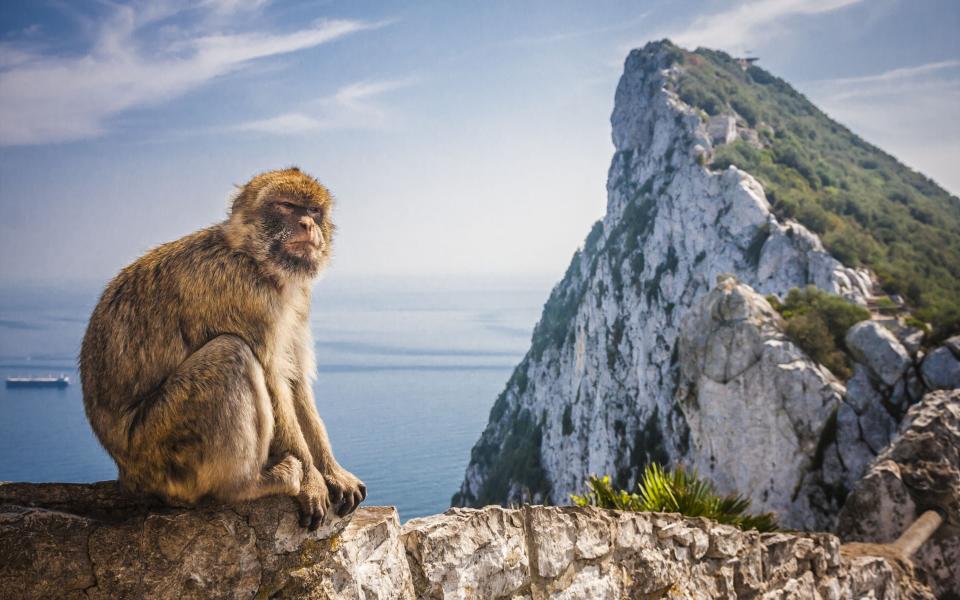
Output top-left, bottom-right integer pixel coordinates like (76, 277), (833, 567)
(290, 384), (337, 471)
(267, 379), (331, 528)
(292, 379), (366, 516)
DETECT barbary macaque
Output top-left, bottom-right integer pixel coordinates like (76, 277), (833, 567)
(80, 167), (365, 529)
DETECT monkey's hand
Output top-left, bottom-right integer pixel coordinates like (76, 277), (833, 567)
(324, 465), (367, 517)
(296, 465), (330, 530)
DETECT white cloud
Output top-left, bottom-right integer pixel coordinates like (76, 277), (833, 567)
(654, 0), (864, 53)
(505, 13), (653, 47)
(236, 112), (327, 134)
(202, 0), (271, 14)
(813, 59), (960, 90)
(235, 78), (415, 135)
(333, 79), (412, 107)
(0, 3), (382, 145)
(804, 59), (960, 111)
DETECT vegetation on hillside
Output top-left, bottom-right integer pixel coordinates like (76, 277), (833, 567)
(451, 393), (551, 507)
(767, 286), (871, 380)
(663, 42), (960, 342)
(571, 464), (778, 532)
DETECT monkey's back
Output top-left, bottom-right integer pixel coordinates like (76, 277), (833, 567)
(80, 225), (272, 461)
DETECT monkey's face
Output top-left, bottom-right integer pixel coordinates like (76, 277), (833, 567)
(225, 168), (336, 279)
(260, 195), (332, 277)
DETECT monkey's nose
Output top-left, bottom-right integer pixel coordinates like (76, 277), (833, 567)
(298, 216), (313, 231)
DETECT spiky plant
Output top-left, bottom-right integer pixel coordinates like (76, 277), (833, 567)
(570, 464), (778, 532)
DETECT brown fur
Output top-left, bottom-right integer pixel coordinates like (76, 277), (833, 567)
(80, 167), (365, 529)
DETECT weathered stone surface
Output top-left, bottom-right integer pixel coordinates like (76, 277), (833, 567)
(826, 328), (931, 506)
(945, 335), (960, 356)
(403, 506), (932, 599)
(920, 343), (960, 391)
(898, 327), (926, 358)
(676, 277), (845, 529)
(838, 389), (960, 597)
(0, 483), (935, 599)
(402, 507), (529, 599)
(0, 482), (414, 600)
(846, 321), (911, 387)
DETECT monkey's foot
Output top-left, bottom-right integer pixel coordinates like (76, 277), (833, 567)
(296, 465), (330, 531)
(324, 466), (367, 517)
(271, 455), (304, 496)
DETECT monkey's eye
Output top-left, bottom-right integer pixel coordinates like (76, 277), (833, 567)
(307, 207), (323, 218)
(276, 201), (297, 211)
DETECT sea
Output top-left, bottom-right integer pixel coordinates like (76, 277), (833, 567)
(0, 275), (550, 521)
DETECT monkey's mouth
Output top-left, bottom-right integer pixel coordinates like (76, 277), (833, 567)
(285, 240), (321, 252)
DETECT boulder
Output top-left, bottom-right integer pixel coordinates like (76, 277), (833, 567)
(946, 335), (960, 356)
(920, 342), (960, 390)
(846, 321), (911, 386)
(676, 277), (844, 529)
(838, 389), (960, 597)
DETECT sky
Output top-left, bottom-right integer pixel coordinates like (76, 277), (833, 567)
(0, 0), (957, 288)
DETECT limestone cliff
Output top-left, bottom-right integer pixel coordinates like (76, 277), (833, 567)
(453, 39), (960, 534)
(453, 41), (870, 517)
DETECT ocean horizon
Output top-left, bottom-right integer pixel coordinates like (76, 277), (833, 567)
(0, 274), (552, 521)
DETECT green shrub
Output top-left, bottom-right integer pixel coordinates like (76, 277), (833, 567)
(784, 313), (850, 378)
(771, 286), (871, 379)
(668, 42), (960, 338)
(904, 315), (930, 333)
(471, 408), (550, 506)
(571, 464), (778, 532)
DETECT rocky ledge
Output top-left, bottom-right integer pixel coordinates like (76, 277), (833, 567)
(1, 483), (935, 599)
(839, 389), (960, 597)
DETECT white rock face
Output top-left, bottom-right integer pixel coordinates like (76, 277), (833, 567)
(846, 321), (911, 387)
(455, 41), (873, 525)
(820, 323), (945, 509)
(402, 507), (528, 599)
(676, 278), (844, 529)
(920, 337), (960, 390)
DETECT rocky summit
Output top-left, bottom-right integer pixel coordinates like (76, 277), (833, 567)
(453, 39), (960, 593)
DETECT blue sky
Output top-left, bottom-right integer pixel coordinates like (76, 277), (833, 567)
(0, 0), (957, 286)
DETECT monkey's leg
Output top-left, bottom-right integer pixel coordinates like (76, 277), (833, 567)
(126, 335), (300, 504)
(228, 454), (303, 502)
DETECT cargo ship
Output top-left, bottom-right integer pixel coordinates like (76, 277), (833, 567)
(5, 374), (70, 388)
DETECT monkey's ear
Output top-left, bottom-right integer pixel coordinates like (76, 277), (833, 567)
(226, 185), (247, 214)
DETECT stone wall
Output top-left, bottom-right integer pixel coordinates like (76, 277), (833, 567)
(1, 482), (934, 599)
(0, 482), (413, 599)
